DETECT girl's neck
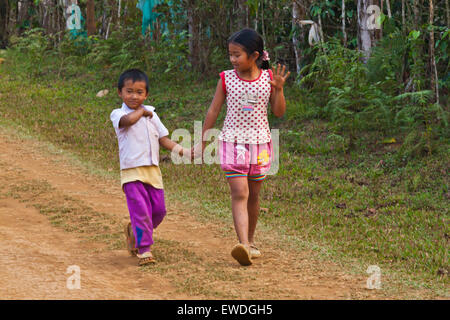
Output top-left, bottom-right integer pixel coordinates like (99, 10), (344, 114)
(236, 64), (260, 81)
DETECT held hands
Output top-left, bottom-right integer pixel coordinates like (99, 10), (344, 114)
(269, 64), (291, 91)
(190, 143), (204, 161)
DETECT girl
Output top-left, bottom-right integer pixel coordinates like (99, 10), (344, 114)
(200, 29), (290, 266)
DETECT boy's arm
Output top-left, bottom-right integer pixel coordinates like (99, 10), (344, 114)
(159, 136), (190, 157)
(119, 107), (153, 128)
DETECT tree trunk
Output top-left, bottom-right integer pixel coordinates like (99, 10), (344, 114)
(341, 0), (347, 47)
(0, 0), (8, 48)
(385, 0), (392, 18)
(317, 12), (325, 44)
(261, 0), (266, 40)
(413, 0), (420, 30)
(237, 0), (248, 29)
(292, 0), (305, 76)
(429, 0), (439, 104)
(187, 0), (200, 70)
(117, 0), (121, 26)
(40, 0), (54, 34)
(446, 0), (450, 27)
(254, 1), (258, 31)
(86, 0), (96, 36)
(357, 0), (377, 63)
(18, 0), (31, 33)
(401, 0), (405, 34)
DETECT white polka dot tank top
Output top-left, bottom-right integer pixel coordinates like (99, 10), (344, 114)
(218, 69), (273, 144)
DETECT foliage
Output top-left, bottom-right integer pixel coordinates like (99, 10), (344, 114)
(300, 39), (394, 149)
(2, 0), (449, 158)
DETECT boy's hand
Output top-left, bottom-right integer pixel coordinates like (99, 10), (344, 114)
(141, 107), (153, 118)
(269, 64), (291, 91)
(182, 147), (192, 159)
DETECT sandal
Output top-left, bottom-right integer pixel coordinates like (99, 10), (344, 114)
(249, 244), (261, 259)
(137, 251), (156, 266)
(231, 243), (252, 266)
(124, 222), (138, 257)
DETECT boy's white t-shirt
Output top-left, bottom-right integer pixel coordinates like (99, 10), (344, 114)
(110, 103), (169, 170)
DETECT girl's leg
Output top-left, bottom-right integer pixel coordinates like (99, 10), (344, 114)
(247, 179), (264, 245)
(227, 177), (250, 245)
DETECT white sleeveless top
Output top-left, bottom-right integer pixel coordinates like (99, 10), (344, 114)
(218, 69), (273, 144)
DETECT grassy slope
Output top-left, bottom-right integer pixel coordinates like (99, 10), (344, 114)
(0, 49), (448, 296)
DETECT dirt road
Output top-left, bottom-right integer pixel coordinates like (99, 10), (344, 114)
(0, 126), (434, 299)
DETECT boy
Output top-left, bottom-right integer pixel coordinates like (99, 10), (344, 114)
(110, 69), (189, 266)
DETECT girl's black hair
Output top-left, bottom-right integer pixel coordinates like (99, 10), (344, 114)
(118, 69), (149, 93)
(228, 28), (269, 70)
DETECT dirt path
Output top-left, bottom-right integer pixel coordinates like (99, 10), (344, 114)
(0, 126), (434, 299)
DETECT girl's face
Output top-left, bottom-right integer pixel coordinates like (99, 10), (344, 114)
(118, 80), (149, 110)
(228, 42), (259, 72)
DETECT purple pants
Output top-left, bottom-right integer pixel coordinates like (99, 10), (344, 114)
(123, 181), (166, 254)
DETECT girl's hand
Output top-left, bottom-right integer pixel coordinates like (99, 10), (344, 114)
(192, 143), (203, 160)
(269, 64), (291, 91)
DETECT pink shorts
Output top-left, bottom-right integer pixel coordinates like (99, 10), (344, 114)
(219, 140), (273, 181)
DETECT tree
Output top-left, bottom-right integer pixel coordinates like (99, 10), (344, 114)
(237, 0), (248, 30)
(446, 0), (449, 28)
(429, 0), (439, 104)
(186, 0), (200, 70)
(292, 0), (306, 76)
(341, 0), (347, 47)
(0, 0), (8, 48)
(357, 0), (380, 62)
(17, 0), (32, 33)
(86, 0), (95, 36)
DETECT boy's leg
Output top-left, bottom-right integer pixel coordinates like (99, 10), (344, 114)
(144, 184), (166, 229)
(123, 181), (154, 255)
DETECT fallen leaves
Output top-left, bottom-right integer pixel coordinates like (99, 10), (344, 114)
(335, 203), (347, 209)
(364, 208), (377, 217)
(96, 89), (109, 97)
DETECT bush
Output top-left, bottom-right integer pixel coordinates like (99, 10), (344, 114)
(300, 39), (394, 149)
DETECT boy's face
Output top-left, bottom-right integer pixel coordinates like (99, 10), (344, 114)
(118, 80), (149, 110)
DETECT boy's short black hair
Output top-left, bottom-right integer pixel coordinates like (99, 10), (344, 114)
(118, 69), (149, 93)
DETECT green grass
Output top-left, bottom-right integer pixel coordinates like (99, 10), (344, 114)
(0, 48), (448, 297)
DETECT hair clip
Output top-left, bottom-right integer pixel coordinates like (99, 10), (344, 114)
(262, 50), (270, 61)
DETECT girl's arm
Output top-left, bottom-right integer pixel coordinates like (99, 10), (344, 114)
(201, 79), (226, 148)
(269, 64), (290, 118)
(119, 107), (153, 128)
